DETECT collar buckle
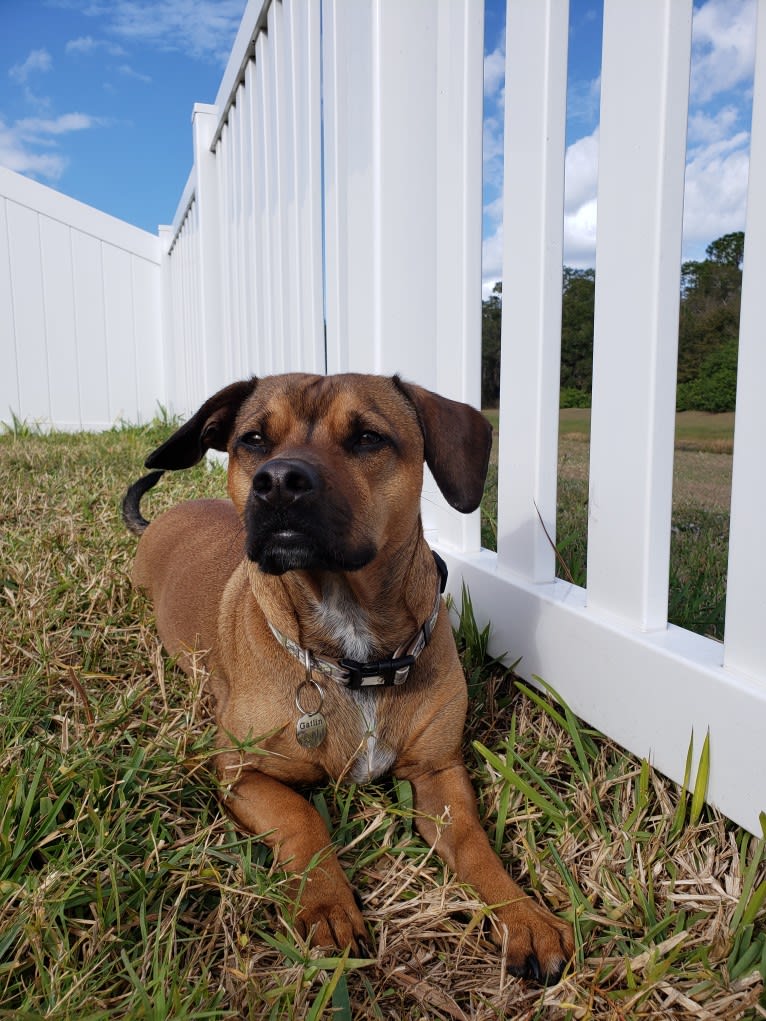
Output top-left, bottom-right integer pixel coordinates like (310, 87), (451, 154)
(339, 654), (417, 689)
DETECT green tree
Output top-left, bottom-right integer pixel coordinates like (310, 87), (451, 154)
(481, 282), (502, 407)
(677, 231), (742, 403)
(560, 267), (595, 397)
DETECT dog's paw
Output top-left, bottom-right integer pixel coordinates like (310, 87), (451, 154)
(295, 895), (371, 956)
(497, 898), (574, 984)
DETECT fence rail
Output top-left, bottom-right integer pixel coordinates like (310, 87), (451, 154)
(1, 0), (765, 835)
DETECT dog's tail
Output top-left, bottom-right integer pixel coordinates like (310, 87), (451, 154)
(121, 470), (165, 535)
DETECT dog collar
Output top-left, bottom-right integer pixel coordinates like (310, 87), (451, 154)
(268, 552), (448, 690)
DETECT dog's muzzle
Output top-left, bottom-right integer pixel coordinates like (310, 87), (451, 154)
(245, 457), (376, 575)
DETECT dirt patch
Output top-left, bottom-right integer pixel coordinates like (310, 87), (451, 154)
(557, 437), (732, 513)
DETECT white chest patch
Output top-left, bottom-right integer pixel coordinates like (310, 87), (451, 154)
(345, 692), (396, 784)
(312, 584), (375, 661)
(312, 581), (396, 783)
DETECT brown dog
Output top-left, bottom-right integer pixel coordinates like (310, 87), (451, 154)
(122, 372), (573, 982)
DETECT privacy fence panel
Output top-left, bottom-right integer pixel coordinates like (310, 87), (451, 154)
(0, 166), (162, 430)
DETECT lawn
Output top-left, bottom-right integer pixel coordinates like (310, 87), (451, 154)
(1, 422), (764, 1019)
(481, 410), (732, 640)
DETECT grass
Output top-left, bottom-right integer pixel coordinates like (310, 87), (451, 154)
(1, 423), (764, 1018)
(554, 409), (735, 452)
(481, 410), (733, 639)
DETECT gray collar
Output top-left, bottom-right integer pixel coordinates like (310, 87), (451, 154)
(268, 552), (448, 690)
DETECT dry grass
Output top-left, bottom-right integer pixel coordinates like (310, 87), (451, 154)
(1, 422), (764, 1019)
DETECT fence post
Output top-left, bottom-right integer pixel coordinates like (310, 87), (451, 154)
(158, 224), (175, 416)
(587, 0), (692, 629)
(724, 0), (766, 681)
(191, 103), (227, 399)
(497, 0), (569, 583)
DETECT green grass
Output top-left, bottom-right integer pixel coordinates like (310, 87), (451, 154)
(1, 424), (763, 1018)
(481, 411), (733, 639)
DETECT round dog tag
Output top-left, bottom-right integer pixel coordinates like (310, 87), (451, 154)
(295, 678), (327, 749)
(296, 710), (328, 749)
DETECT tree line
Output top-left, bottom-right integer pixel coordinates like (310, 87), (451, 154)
(482, 231), (743, 412)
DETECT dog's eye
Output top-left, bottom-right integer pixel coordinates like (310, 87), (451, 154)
(239, 431), (268, 451)
(354, 430), (386, 450)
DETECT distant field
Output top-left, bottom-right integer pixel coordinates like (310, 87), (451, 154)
(484, 408), (735, 464)
(557, 408), (735, 452)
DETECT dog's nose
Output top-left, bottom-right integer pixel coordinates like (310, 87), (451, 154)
(252, 458), (319, 507)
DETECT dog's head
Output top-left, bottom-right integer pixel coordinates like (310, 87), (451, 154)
(144, 373), (492, 575)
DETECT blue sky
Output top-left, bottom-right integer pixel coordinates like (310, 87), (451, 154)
(1, 0), (757, 289)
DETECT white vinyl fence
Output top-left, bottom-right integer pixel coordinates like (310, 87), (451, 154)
(0, 166), (162, 430)
(1, 0), (765, 836)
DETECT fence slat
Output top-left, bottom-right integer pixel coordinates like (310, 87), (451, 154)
(322, 0), (376, 374)
(724, 0), (766, 683)
(284, 0), (324, 374)
(5, 203), (51, 423)
(236, 78), (254, 380)
(587, 0), (692, 629)
(254, 33), (277, 372)
(497, 0), (569, 581)
(39, 217), (81, 428)
(0, 198), (21, 423)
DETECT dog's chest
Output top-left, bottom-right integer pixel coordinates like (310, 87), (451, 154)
(311, 589), (397, 783)
(310, 586), (375, 662)
(339, 690), (396, 783)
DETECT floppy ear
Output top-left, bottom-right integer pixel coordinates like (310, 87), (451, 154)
(395, 378), (492, 513)
(145, 378), (258, 470)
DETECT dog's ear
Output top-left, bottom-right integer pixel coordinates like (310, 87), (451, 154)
(395, 378), (492, 513)
(145, 378), (258, 470)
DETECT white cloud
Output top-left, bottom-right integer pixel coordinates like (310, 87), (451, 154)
(484, 44), (504, 101)
(562, 129), (599, 268)
(564, 198), (598, 268)
(690, 0), (756, 103)
(117, 64), (152, 84)
(9, 49), (53, 84)
(0, 117), (67, 179)
(16, 113), (103, 138)
(482, 39), (505, 211)
(682, 132), (750, 255)
(687, 105), (740, 146)
(75, 0), (246, 62)
(482, 225), (503, 297)
(564, 127), (599, 214)
(65, 35), (126, 57)
(0, 113), (104, 182)
(566, 74), (601, 128)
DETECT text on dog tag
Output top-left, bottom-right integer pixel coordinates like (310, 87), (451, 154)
(296, 711), (327, 749)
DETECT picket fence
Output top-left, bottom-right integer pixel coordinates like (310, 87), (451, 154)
(1, 0), (765, 835)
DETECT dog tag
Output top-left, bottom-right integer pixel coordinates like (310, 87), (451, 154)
(296, 710), (328, 749)
(295, 677), (327, 749)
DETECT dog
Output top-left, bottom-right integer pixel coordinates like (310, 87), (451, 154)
(122, 372), (574, 982)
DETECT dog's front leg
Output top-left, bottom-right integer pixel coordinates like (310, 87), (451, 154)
(407, 763), (573, 982)
(225, 770), (368, 952)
